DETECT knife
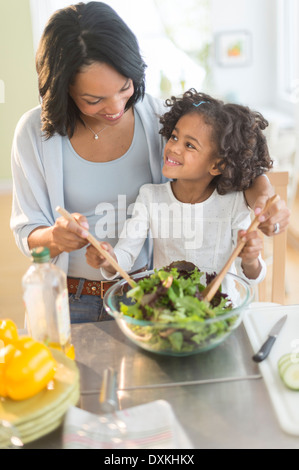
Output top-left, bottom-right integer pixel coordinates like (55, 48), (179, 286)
(252, 314), (287, 362)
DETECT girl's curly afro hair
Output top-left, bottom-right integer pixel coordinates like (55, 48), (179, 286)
(159, 89), (273, 195)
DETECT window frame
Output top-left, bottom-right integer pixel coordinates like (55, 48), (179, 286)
(277, 0), (299, 104)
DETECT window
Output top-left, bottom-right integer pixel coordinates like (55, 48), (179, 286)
(30, 0), (210, 98)
(277, 0), (299, 103)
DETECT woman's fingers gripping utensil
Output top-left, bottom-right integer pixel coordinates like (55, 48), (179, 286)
(56, 206), (136, 288)
(201, 194), (280, 303)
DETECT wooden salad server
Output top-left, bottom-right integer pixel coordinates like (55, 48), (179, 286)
(201, 194), (280, 303)
(56, 206), (136, 288)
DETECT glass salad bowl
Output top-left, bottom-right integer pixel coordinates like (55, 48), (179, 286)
(103, 264), (254, 357)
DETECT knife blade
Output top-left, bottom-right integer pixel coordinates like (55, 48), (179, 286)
(252, 314), (287, 362)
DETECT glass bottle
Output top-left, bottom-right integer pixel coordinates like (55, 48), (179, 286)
(22, 247), (75, 359)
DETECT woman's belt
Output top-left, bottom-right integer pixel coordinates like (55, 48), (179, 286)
(67, 266), (148, 299)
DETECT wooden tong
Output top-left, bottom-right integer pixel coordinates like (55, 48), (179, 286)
(56, 206), (136, 288)
(201, 194), (280, 303)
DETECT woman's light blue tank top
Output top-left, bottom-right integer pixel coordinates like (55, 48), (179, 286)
(63, 109), (152, 280)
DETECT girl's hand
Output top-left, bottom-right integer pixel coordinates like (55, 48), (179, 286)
(238, 229), (263, 279)
(51, 213), (89, 253)
(85, 242), (117, 274)
(253, 195), (290, 236)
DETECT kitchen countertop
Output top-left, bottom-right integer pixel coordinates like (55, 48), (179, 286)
(25, 304), (299, 449)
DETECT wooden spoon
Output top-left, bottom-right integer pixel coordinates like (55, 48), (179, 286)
(201, 194), (280, 303)
(56, 206), (136, 288)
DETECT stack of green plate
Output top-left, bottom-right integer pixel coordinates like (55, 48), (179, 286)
(0, 349), (80, 448)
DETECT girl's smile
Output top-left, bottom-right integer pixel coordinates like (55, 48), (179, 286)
(165, 155), (182, 166)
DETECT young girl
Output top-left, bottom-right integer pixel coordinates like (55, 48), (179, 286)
(86, 89), (273, 289)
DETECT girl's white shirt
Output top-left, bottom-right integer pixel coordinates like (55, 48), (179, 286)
(102, 181), (266, 290)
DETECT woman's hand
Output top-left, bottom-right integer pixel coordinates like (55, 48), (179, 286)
(253, 195), (291, 236)
(28, 213), (90, 258)
(51, 213), (90, 253)
(238, 229), (263, 280)
(85, 242), (117, 274)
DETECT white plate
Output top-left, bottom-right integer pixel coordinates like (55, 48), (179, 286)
(243, 304), (299, 436)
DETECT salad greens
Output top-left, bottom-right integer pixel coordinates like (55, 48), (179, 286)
(120, 261), (238, 354)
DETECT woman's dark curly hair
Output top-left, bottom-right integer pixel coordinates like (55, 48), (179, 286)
(159, 89), (273, 194)
(36, 2), (146, 139)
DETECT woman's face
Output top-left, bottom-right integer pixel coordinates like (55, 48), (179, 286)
(69, 62), (134, 126)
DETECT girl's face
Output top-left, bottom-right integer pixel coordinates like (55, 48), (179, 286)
(162, 112), (220, 182)
(69, 62), (134, 126)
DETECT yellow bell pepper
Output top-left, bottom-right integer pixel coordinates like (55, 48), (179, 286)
(0, 336), (57, 401)
(0, 318), (18, 345)
(0, 343), (16, 397)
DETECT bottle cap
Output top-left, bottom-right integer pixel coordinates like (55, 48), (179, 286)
(31, 247), (50, 263)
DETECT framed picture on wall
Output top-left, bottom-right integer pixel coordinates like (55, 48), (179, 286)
(215, 31), (252, 67)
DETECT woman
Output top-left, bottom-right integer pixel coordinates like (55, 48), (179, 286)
(10, 2), (290, 323)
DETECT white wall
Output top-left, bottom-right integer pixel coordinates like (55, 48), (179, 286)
(211, 0), (276, 109)
(0, 0), (38, 183)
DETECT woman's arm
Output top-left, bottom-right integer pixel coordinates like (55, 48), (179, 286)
(11, 109), (90, 259)
(244, 174), (274, 208)
(244, 175), (290, 236)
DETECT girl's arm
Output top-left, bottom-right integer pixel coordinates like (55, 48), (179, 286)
(232, 191), (266, 283)
(244, 175), (290, 236)
(238, 230), (264, 280)
(85, 242), (118, 275)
